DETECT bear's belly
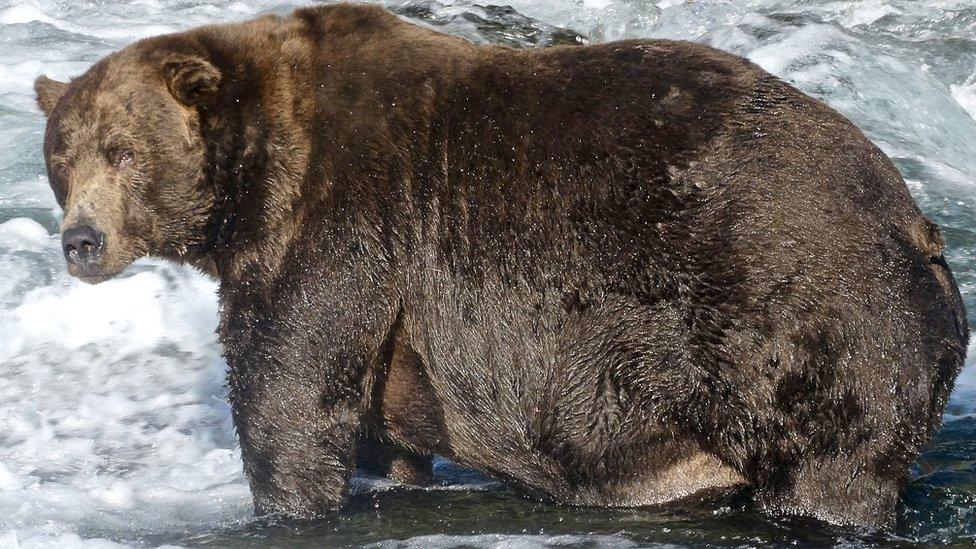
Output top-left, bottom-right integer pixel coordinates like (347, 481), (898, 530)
(374, 337), (746, 505)
(569, 451), (746, 507)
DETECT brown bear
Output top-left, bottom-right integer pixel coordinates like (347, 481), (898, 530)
(34, 2), (968, 529)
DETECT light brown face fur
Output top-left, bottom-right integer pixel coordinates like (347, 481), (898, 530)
(35, 50), (219, 283)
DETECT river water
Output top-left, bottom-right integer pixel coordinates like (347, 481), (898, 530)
(0, 0), (974, 547)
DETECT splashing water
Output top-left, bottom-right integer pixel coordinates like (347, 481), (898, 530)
(1, 1), (974, 547)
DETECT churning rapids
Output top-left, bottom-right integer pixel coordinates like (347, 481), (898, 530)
(1, 0), (975, 547)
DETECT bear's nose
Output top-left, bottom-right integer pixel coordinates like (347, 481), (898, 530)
(62, 224), (105, 264)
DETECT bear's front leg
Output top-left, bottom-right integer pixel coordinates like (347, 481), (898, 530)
(223, 272), (400, 519)
(229, 365), (364, 519)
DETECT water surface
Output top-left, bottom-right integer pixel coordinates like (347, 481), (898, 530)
(0, 1), (974, 547)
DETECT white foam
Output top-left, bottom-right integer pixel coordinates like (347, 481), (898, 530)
(0, 4), (57, 26)
(0, 1), (974, 547)
(948, 340), (976, 417)
(0, 218), (51, 250)
(0, 219), (242, 547)
(822, 0), (903, 28)
(0, 531), (151, 549)
(950, 73), (976, 123)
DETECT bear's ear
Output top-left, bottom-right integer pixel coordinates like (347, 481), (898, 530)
(35, 75), (69, 117)
(161, 54), (221, 107)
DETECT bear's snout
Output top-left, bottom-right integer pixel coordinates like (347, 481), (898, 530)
(62, 224), (106, 273)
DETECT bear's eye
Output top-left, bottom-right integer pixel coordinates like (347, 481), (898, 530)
(53, 163), (69, 179)
(110, 149), (135, 168)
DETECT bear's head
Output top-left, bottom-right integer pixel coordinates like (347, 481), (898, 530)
(35, 46), (221, 283)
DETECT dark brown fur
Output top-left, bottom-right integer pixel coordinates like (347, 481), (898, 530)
(36, 3), (969, 528)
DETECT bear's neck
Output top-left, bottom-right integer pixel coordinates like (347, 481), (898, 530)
(198, 67), (308, 291)
(190, 11), (470, 296)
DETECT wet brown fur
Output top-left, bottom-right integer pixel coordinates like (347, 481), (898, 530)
(36, 3), (969, 528)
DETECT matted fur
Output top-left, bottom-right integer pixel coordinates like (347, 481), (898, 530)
(36, 3), (968, 528)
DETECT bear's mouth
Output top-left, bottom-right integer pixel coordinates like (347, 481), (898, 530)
(67, 262), (126, 284)
(75, 271), (123, 285)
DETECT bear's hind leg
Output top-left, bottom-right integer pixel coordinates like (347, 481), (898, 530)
(388, 452), (434, 485)
(356, 432), (434, 485)
(754, 452), (900, 528)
